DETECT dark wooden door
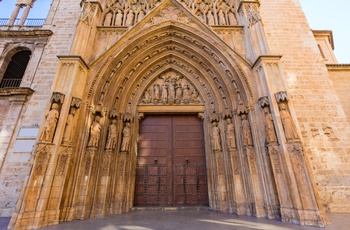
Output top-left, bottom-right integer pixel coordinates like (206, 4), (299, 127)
(135, 115), (208, 206)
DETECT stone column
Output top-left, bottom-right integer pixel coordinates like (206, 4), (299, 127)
(8, 4), (21, 26)
(18, 4), (31, 26)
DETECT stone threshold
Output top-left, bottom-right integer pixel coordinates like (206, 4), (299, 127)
(132, 206), (210, 211)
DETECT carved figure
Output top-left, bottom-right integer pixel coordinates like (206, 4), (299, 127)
(40, 103), (59, 142)
(137, 10), (145, 22)
(183, 84), (190, 104)
(125, 10), (134, 26)
(115, 10), (123, 26)
(153, 84), (160, 104)
(161, 82), (168, 104)
(241, 114), (253, 147)
(175, 83), (183, 104)
(212, 122), (222, 151)
(228, 10), (237, 25)
(142, 89), (152, 104)
(226, 118), (236, 149)
(103, 12), (113, 26)
(62, 108), (76, 144)
(279, 104), (299, 140)
(248, 3), (260, 25)
(264, 107), (277, 143)
(207, 10), (214, 25)
(87, 115), (102, 148)
(121, 122), (131, 151)
(191, 89), (200, 103)
(168, 79), (176, 104)
(106, 119), (117, 150)
(218, 10), (226, 25)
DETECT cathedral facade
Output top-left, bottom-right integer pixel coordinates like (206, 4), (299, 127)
(0, 0), (349, 229)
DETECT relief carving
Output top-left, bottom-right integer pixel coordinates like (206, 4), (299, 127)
(39, 103), (59, 142)
(87, 115), (102, 148)
(269, 145), (282, 174)
(226, 118), (236, 150)
(140, 71), (202, 105)
(264, 107), (277, 144)
(241, 114), (253, 147)
(246, 3), (260, 27)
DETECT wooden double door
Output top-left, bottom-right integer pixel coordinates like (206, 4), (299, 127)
(135, 115), (208, 206)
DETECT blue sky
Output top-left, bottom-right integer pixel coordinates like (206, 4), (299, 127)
(0, 0), (349, 63)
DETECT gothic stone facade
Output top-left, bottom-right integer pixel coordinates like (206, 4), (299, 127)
(0, 0), (349, 229)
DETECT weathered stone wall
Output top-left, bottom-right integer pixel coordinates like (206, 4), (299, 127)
(260, 0), (350, 212)
(0, 0), (81, 217)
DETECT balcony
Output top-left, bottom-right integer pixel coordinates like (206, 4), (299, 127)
(0, 18), (45, 27)
(0, 78), (22, 88)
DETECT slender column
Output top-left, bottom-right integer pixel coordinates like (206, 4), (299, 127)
(8, 4), (21, 25)
(18, 4), (31, 26)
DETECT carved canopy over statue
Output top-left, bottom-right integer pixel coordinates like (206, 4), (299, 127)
(102, 0), (238, 27)
(140, 71), (202, 105)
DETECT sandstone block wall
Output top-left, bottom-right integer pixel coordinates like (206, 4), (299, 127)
(260, 0), (350, 212)
(0, 0), (81, 217)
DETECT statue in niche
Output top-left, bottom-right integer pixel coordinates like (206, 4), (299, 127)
(218, 9), (226, 25)
(228, 10), (237, 25)
(175, 83), (183, 104)
(241, 114), (253, 147)
(191, 89), (200, 103)
(168, 78), (176, 104)
(161, 82), (168, 104)
(115, 10), (123, 26)
(137, 10), (145, 22)
(103, 11), (113, 26)
(226, 118), (236, 150)
(62, 108), (77, 145)
(197, 11), (205, 23)
(207, 10), (214, 25)
(106, 119), (117, 150)
(142, 89), (152, 104)
(40, 103), (59, 142)
(212, 122), (222, 151)
(279, 103), (299, 140)
(264, 107), (277, 144)
(183, 84), (190, 104)
(87, 115), (102, 148)
(153, 84), (160, 104)
(125, 10), (134, 26)
(121, 122), (131, 151)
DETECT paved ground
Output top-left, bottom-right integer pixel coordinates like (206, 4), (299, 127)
(1, 208), (349, 230)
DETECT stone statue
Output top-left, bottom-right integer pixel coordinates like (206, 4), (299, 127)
(228, 10), (237, 25)
(161, 82), (168, 104)
(137, 10), (145, 22)
(153, 84), (160, 104)
(62, 108), (76, 145)
(175, 83), (182, 104)
(115, 10), (123, 26)
(241, 114), (253, 147)
(279, 103), (299, 140)
(226, 118), (236, 149)
(103, 12), (113, 26)
(40, 103), (59, 142)
(207, 10), (214, 25)
(142, 89), (152, 104)
(264, 107), (277, 143)
(121, 122), (131, 151)
(191, 89), (200, 103)
(218, 10), (226, 25)
(212, 122), (222, 151)
(87, 115), (102, 148)
(168, 79), (176, 104)
(106, 119), (117, 150)
(183, 84), (190, 104)
(125, 10), (134, 26)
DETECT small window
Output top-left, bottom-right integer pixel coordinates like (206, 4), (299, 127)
(0, 50), (31, 88)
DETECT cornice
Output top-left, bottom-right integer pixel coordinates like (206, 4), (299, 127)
(0, 87), (34, 96)
(0, 29), (53, 38)
(57, 55), (89, 70)
(251, 55), (282, 69)
(326, 64), (350, 71)
(238, 1), (260, 12)
(312, 30), (334, 50)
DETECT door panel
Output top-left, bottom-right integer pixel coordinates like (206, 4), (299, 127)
(135, 115), (208, 206)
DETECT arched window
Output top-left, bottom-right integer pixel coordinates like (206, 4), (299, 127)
(0, 50), (31, 88)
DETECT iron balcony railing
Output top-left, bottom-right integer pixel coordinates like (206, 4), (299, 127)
(0, 18), (45, 26)
(0, 79), (22, 88)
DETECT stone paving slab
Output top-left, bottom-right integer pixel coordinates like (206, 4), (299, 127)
(1, 210), (349, 230)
